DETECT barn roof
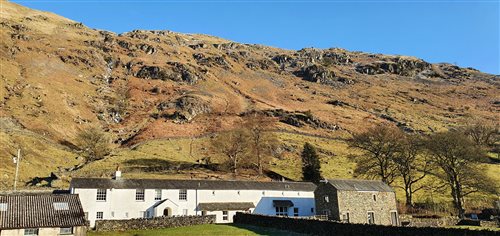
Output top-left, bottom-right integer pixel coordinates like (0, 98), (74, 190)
(0, 193), (87, 229)
(326, 179), (394, 192)
(70, 178), (316, 192)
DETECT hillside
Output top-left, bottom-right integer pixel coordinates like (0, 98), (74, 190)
(0, 0), (499, 200)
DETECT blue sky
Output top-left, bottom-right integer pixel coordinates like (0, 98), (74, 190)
(12, 0), (500, 74)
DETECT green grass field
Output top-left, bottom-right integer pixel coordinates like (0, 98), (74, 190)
(87, 224), (306, 236)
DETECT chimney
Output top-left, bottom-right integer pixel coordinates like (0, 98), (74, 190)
(113, 165), (122, 180)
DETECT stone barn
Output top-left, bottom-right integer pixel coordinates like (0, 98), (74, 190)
(315, 179), (399, 226)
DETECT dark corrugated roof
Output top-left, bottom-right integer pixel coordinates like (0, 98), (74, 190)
(326, 179), (394, 192)
(0, 194), (87, 229)
(70, 178), (317, 191)
(198, 202), (255, 211)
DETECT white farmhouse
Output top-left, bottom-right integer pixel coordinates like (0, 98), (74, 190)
(70, 174), (316, 227)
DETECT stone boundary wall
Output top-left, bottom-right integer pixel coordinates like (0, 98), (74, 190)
(399, 214), (460, 227)
(94, 215), (215, 232)
(234, 213), (500, 236)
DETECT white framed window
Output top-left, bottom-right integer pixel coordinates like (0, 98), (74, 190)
(390, 211), (399, 226)
(293, 208), (299, 217)
(222, 211), (228, 221)
(324, 195), (329, 203)
(367, 211), (375, 224)
(342, 212), (350, 223)
(275, 207), (288, 216)
(182, 209), (188, 215)
(136, 189), (145, 201)
(60, 227), (73, 235)
(179, 189), (187, 200)
(24, 229), (39, 236)
(155, 189), (162, 201)
(96, 211), (104, 220)
(96, 189), (107, 201)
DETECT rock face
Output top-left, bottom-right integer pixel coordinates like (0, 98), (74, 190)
(295, 65), (353, 86)
(157, 96), (211, 122)
(356, 57), (430, 76)
(135, 63), (201, 84)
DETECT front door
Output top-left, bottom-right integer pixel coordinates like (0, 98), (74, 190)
(391, 211), (398, 226)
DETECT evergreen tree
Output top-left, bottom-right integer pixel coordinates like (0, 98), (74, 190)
(301, 142), (322, 183)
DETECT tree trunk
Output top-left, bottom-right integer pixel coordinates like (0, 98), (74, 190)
(405, 186), (413, 207)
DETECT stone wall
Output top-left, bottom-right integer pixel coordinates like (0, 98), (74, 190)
(399, 215), (460, 227)
(314, 182), (339, 220)
(234, 213), (500, 236)
(94, 215), (215, 232)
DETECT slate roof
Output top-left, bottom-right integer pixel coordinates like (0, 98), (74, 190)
(70, 178), (317, 191)
(0, 193), (87, 229)
(326, 179), (394, 192)
(198, 202), (255, 211)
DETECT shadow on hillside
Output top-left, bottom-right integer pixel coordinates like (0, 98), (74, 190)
(228, 224), (307, 236)
(122, 158), (220, 172)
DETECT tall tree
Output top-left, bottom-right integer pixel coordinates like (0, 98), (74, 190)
(243, 112), (279, 175)
(301, 142), (322, 183)
(392, 134), (429, 207)
(462, 121), (499, 147)
(348, 124), (403, 184)
(76, 126), (111, 163)
(211, 129), (249, 175)
(426, 131), (497, 218)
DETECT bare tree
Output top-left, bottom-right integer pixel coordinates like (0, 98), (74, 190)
(462, 120), (499, 147)
(211, 129), (249, 175)
(243, 112), (279, 175)
(392, 134), (429, 207)
(76, 127), (111, 163)
(348, 124), (403, 184)
(425, 131), (497, 218)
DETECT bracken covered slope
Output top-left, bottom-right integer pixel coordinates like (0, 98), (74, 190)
(0, 0), (499, 189)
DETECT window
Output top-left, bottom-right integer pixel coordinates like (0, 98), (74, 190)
(96, 211), (104, 220)
(373, 194), (377, 201)
(367, 212), (375, 224)
(212, 190), (216, 196)
(96, 189), (106, 201)
(342, 212), (350, 223)
(125, 212), (129, 218)
(136, 189), (145, 201)
(202, 211), (207, 216)
(60, 227), (73, 235)
(293, 208), (299, 217)
(237, 191), (240, 195)
(183, 209), (188, 215)
(275, 207), (288, 216)
(0, 203), (7, 211)
(324, 195), (329, 203)
(53, 202), (69, 210)
(84, 212), (89, 220)
(111, 211), (115, 218)
(24, 228), (39, 236)
(311, 208), (314, 213)
(140, 211), (146, 218)
(262, 191), (265, 196)
(222, 211), (228, 221)
(179, 189), (187, 200)
(155, 189), (162, 201)
(323, 210), (331, 216)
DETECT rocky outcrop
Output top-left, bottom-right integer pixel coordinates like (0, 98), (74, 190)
(295, 65), (353, 86)
(156, 95), (211, 122)
(135, 62), (201, 84)
(356, 57), (430, 76)
(261, 109), (339, 130)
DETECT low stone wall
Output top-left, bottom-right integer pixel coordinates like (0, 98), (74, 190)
(234, 213), (500, 236)
(481, 220), (500, 228)
(95, 215), (215, 232)
(399, 214), (460, 227)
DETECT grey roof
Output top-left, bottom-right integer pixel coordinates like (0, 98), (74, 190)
(326, 179), (394, 192)
(70, 178), (316, 191)
(198, 202), (255, 211)
(0, 194), (87, 229)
